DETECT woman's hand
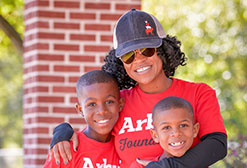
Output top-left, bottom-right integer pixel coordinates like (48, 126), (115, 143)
(49, 132), (79, 165)
(136, 158), (152, 166)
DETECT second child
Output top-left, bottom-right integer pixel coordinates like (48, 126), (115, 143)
(131, 96), (200, 167)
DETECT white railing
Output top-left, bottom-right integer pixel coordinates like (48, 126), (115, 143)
(0, 148), (23, 168)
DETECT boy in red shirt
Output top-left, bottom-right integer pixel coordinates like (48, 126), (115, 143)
(131, 96), (200, 167)
(43, 70), (124, 168)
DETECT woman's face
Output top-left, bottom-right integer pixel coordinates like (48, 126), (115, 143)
(123, 49), (164, 85)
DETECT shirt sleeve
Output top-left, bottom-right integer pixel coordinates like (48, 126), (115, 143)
(145, 132), (227, 168)
(195, 84), (226, 137)
(50, 122), (74, 149)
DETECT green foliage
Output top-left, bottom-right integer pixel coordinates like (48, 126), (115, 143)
(143, 0), (247, 138)
(223, 135), (247, 167)
(0, 0), (23, 35)
(0, 0), (23, 148)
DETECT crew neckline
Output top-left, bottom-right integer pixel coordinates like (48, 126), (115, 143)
(80, 129), (114, 146)
(135, 77), (176, 97)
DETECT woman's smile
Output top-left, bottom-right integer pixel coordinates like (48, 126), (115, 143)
(135, 65), (152, 73)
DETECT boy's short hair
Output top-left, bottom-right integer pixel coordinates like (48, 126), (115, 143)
(152, 96), (194, 122)
(76, 70), (118, 99)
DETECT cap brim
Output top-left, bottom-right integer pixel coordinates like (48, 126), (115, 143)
(115, 38), (162, 57)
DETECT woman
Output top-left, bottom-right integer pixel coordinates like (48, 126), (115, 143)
(49, 9), (227, 168)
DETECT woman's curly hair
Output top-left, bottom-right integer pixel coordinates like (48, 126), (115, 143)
(101, 35), (187, 90)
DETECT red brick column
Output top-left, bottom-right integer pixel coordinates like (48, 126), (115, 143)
(23, 0), (141, 167)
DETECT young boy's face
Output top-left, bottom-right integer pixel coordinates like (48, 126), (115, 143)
(76, 81), (124, 141)
(151, 108), (199, 158)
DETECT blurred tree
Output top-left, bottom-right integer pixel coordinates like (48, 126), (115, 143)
(0, 0), (23, 148)
(143, 0), (247, 138)
(0, 15), (23, 53)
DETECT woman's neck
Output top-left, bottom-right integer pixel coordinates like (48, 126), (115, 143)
(139, 72), (172, 94)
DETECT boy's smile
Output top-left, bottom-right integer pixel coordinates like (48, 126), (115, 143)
(76, 81), (124, 142)
(151, 107), (199, 158)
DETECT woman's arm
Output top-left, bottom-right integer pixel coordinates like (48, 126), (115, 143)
(49, 122), (78, 165)
(145, 132), (227, 168)
(50, 122), (74, 149)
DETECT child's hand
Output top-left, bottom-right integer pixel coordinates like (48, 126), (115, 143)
(136, 158), (152, 166)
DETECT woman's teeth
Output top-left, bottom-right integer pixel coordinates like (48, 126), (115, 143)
(136, 66), (150, 72)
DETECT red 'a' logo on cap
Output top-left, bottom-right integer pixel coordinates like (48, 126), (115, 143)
(145, 21), (154, 35)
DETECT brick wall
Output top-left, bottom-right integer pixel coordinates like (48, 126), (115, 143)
(23, 0), (141, 167)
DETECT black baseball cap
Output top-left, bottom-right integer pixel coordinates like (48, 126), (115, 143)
(113, 9), (166, 57)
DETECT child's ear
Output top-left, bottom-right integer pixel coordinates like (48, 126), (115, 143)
(119, 98), (125, 112)
(150, 129), (159, 144)
(75, 103), (84, 118)
(193, 122), (200, 138)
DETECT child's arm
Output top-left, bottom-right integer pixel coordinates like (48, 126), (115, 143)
(145, 132), (227, 168)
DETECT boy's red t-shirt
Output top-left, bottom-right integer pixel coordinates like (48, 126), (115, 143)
(112, 78), (226, 168)
(43, 131), (121, 168)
